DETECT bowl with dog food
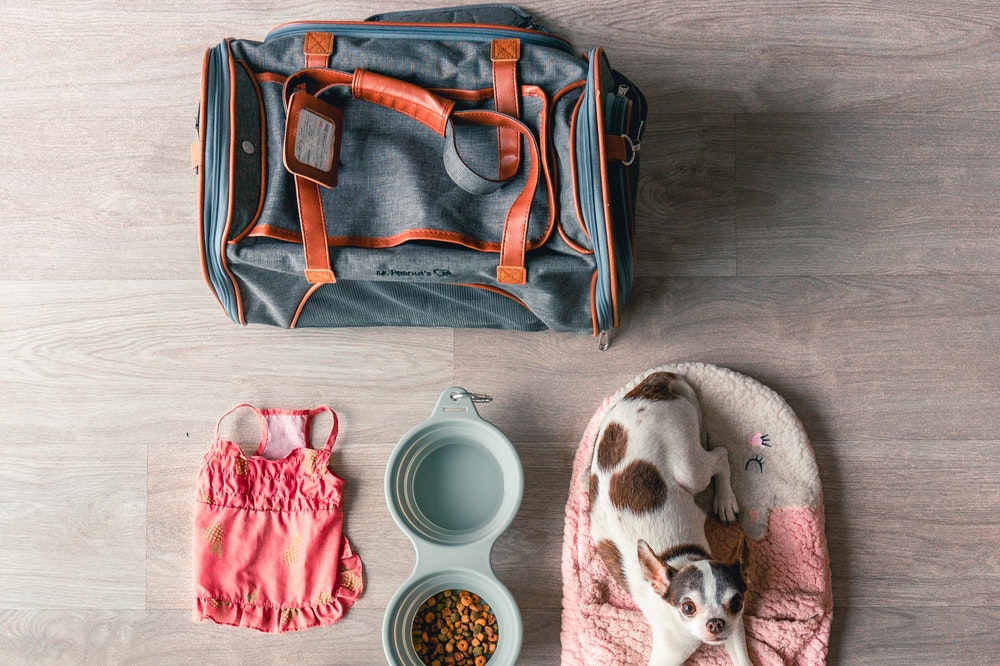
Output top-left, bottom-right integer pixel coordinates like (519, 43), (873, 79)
(383, 388), (523, 666)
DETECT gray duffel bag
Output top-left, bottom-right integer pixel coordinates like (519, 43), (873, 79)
(194, 4), (646, 344)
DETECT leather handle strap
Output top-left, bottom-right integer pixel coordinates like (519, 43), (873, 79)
(284, 68), (352, 101)
(284, 68), (521, 193)
(283, 70), (353, 284)
(351, 69), (455, 136)
(295, 175), (337, 284)
(452, 109), (540, 285)
(491, 38), (522, 181)
(303, 32), (334, 68)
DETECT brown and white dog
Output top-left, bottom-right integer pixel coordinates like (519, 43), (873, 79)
(589, 372), (752, 666)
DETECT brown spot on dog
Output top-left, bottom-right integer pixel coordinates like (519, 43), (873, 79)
(588, 473), (599, 512)
(596, 421), (628, 471)
(625, 371), (684, 401)
(595, 539), (628, 589)
(609, 460), (668, 513)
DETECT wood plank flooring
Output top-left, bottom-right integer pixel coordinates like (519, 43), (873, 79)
(0, 1), (997, 664)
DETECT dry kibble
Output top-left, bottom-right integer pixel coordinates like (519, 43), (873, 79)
(412, 589), (499, 666)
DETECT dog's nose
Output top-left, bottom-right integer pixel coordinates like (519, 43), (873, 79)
(706, 618), (727, 636)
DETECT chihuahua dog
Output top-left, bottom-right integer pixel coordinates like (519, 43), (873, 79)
(589, 372), (751, 666)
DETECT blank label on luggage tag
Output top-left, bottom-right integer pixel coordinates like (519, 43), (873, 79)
(283, 91), (343, 188)
(295, 109), (336, 172)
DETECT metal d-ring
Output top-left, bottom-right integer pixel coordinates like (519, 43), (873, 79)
(620, 133), (640, 167)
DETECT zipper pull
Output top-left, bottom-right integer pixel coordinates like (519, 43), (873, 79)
(598, 330), (610, 351)
(617, 84), (630, 97)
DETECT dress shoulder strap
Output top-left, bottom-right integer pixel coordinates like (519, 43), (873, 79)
(214, 403), (268, 452)
(309, 406), (339, 453)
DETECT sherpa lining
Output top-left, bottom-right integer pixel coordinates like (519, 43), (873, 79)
(561, 363), (833, 665)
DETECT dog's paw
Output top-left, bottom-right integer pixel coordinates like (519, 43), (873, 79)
(714, 490), (740, 524)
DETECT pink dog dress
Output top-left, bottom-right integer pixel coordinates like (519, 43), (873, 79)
(193, 405), (364, 632)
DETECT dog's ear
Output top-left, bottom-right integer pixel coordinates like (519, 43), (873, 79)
(726, 530), (751, 573)
(637, 539), (672, 596)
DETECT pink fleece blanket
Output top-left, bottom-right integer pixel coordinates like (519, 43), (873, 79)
(561, 364), (833, 665)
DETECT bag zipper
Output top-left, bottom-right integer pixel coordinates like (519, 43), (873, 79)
(578, 50), (641, 347)
(265, 21), (575, 54)
(577, 49), (613, 337)
(605, 87), (635, 313)
(201, 42), (241, 323)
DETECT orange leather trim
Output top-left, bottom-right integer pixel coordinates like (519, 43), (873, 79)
(290, 282), (325, 329)
(491, 37), (521, 61)
(496, 266), (527, 284)
(284, 68), (353, 99)
(229, 59), (268, 245)
(256, 71), (287, 85)
(557, 217), (594, 255)
(568, 91), (590, 243)
(250, 224), (505, 252)
(460, 283), (532, 310)
(604, 135), (630, 162)
(304, 32), (334, 68)
(491, 38), (522, 181)
(551, 81), (591, 254)
(524, 85), (557, 250)
(589, 270), (600, 335)
(552, 81), (587, 103)
(352, 69), (455, 136)
(431, 86), (493, 101)
(559, 217), (594, 254)
(295, 176), (336, 283)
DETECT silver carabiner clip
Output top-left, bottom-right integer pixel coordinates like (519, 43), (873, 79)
(450, 390), (493, 404)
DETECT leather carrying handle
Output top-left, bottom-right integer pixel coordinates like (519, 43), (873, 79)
(452, 109), (539, 285)
(285, 68), (455, 136)
(283, 68), (519, 191)
(351, 69), (455, 137)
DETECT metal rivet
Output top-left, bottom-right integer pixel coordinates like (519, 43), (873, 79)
(242, 141), (254, 154)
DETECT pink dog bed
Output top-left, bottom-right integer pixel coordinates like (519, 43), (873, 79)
(562, 363), (832, 665)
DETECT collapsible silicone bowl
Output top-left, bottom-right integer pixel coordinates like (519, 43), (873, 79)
(383, 388), (523, 666)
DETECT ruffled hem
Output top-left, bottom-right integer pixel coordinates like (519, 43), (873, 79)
(194, 554), (365, 633)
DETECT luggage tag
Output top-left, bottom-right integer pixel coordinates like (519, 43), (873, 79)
(283, 91), (343, 188)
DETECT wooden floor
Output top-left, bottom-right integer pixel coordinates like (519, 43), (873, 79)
(1, 1), (997, 664)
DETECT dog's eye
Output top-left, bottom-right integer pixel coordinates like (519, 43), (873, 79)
(729, 593), (744, 613)
(680, 600), (697, 616)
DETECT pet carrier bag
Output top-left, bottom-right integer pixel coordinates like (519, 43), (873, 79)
(194, 4), (646, 341)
